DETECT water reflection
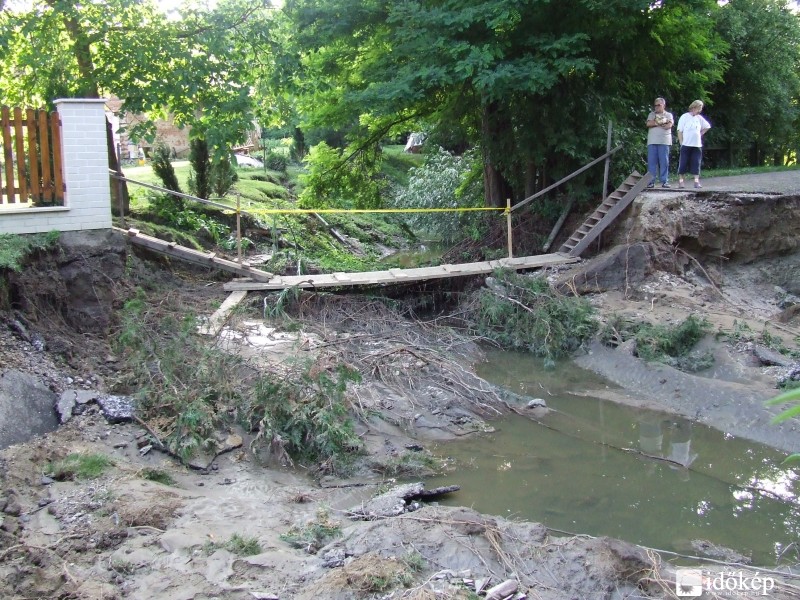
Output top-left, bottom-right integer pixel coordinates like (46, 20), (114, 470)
(637, 414), (698, 469)
(421, 349), (800, 565)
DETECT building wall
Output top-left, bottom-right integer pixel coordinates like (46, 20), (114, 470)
(0, 99), (113, 235)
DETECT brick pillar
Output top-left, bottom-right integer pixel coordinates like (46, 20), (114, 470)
(54, 99), (112, 229)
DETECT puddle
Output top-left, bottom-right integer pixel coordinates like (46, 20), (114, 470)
(423, 349), (800, 566)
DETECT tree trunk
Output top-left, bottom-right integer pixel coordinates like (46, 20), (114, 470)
(481, 101), (514, 207)
(107, 119), (130, 217)
(52, 0), (130, 216)
(524, 161), (537, 198)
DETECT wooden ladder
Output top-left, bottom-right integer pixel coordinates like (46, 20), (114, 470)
(557, 171), (650, 257)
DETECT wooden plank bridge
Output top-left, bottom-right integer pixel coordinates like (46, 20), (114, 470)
(116, 170), (650, 292)
(222, 253), (579, 291)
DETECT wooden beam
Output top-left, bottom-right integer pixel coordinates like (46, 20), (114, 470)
(198, 290), (248, 336)
(223, 253), (578, 291)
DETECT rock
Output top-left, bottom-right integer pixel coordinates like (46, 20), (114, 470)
(691, 539), (751, 564)
(526, 398), (546, 409)
(57, 389), (102, 424)
(348, 483), (460, 520)
(0, 369), (58, 450)
(96, 394), (135, 423)
(349, 482), (425, 520)
(320, 547), (346, 568)
(753, 344), (794, 368)
(485, 579), (519, 600)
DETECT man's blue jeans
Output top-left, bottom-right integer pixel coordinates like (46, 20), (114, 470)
(647, 144), (670, 185)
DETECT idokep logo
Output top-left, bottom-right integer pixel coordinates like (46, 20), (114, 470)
(676, 569), (703, 597)
(675, 568), (776, 597)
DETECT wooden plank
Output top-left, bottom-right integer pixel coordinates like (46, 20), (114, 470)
(13, 107), (27, 203)
(26, 108), (40, 204)
(37, 109), (52, 204)
(198, 290), (248, 336)
(223, 253), (579, 291)
(113, 227), (274, 282)
(50, 110), (64, 204)
(2, 107), (15, 202)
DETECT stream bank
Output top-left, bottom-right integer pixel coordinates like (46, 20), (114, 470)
(0, 182), (799, 599)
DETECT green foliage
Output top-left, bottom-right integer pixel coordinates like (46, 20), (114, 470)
(280, 0), (725, 206)
(225, 533), (262, 556)
(189, 138), (212, 200)
(467, 271), (597, 364)
(603, 314), (713, 372)
(210, 154), (238, 199)
(279, 508), (341, 553)
(204, 533), (263, 557)
(115, 291), (242, 461)
(246, 362), (363, 472)
(299, 141), (385, 209)
(151, 144), (183, 195)
(47, 452), (114, 480)
(766, 386), (800, 464)
(265, 151), (288, 172)
(0, 0), (273, 152)
(138, 468), (176, 486)
(706, 0), (800, 167)
(0, 231), (60, 272)
(392, 148), (486, 244)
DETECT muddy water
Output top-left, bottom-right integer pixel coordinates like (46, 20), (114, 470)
(424, 349), (800, 566)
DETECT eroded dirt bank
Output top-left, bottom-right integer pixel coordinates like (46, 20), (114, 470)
(0, 183), (799, 599)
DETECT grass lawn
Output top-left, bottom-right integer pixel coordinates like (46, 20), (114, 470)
(124, 161), (293, 214)
(702, 163), (800, 178)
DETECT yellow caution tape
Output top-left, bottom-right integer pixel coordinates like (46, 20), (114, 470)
(237, 206), (508, 215)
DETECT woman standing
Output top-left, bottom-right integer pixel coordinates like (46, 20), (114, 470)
(677, 100), (711, 189)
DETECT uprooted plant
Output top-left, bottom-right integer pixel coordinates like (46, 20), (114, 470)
(113, 288), (363, 472)
(601, 313), (713, 372)
(461, 270), (598, 365)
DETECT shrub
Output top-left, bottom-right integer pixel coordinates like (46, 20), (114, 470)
(392, 147), (485, 244)
(265, 150), (288, 172)
(0, 231), (60, 272)
(246, 363), (363, 472)
(279, 508), (341, 553)
(151, 143), (183, 195)
(465, 271), (597, 364)
(602, 314), (713, 372)
(188, 138), (211, 200)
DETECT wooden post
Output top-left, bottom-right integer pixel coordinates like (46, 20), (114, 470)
(236, 193), (242, 264)
(506, 198), (513, 258)
(602, 121), (612, 201)
(116, 143), (126, 228)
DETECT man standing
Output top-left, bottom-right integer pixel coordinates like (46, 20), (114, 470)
(646, 97), (674, 188)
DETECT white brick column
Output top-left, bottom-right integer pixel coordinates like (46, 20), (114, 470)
(54, 98), (112, 230)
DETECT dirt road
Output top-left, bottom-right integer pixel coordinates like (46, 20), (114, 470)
(696, 169), (800, 194)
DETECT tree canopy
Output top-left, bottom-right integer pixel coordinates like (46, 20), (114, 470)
(0, 0), (798, 207)
(275, 0), (731, 206)
(0, 0), (277, 151)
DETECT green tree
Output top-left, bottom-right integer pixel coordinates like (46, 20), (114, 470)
(279, 0), (725, 208)
(706, 0), (800, 167)
(0, 0), (275, 153)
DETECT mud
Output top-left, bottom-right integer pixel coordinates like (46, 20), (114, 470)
(0, 182), (799, 600)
